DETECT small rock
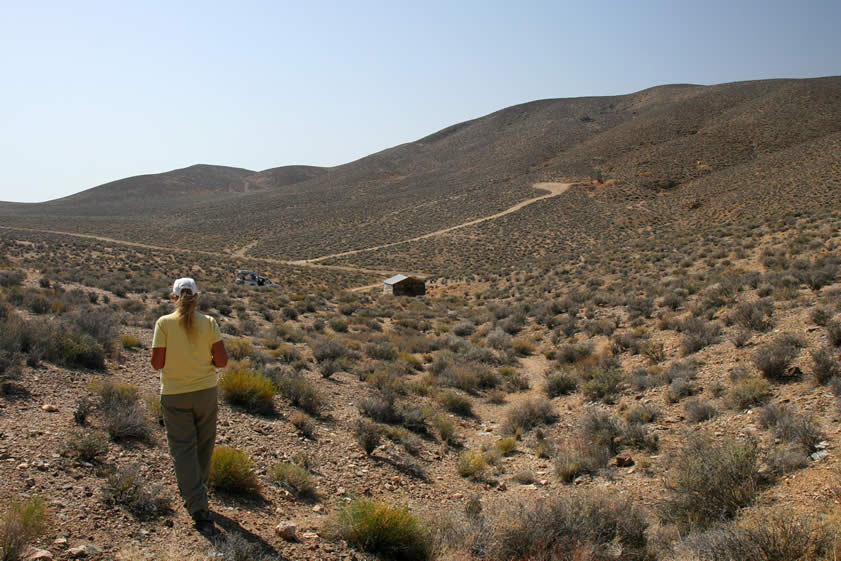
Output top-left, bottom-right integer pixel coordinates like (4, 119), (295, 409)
(41, 404), (59, 412)
(811, 450), (829, 462)
(815, 441), (830, 450)
(275, 521), (297, 541)
(336, 487), (346, 495)
(53, 537), (67, 548)
(312, 505), (324, 513)
(497, 482), (507, 491)
(452, 493), (463, 499)
(302, 531), (319, 540)
(539, 479), (549, 486)
(67, 544), (100, 558)
(17, 463), (28, 470)
(24, 548), (53, 560)
(615, 455), (634, 468)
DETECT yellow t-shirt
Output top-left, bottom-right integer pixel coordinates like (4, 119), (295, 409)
(152, 311), (222, 395)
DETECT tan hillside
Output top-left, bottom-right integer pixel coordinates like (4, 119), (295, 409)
(1, 76), (841, 561)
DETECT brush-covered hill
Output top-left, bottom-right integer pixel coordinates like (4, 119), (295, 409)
(1, 76), (840, 268)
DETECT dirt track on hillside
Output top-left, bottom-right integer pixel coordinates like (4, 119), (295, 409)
(291, 182), (573, 266)
(1, 182), (573, 285)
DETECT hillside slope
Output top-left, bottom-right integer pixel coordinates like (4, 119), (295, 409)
(1, 77), (839, 268)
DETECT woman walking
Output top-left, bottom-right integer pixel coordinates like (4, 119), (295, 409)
(151, 277), (227, 533)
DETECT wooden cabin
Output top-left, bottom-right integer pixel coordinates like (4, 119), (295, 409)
(383, 274), (426, 296)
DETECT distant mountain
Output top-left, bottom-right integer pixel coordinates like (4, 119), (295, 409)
(2, 76), (840, 266)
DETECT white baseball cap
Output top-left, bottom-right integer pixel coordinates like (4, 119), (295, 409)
(172, 277), (198, 296)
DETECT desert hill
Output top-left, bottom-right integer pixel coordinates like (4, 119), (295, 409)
(2, 76), (839, 266)
(3, 76), (841, 561)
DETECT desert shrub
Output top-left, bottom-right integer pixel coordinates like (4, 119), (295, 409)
(452, 322), (475, 337)
(312, 337), (354, 362)
(437, 363), (482, 394)
(333, 498), (431, 561)
(439, 390), (473, 417)
(811, 346), (840, 384)
(727, 377), (771, 409)
(429, 414), (455, 444)
(102, 464), (171, 519)
(93, 379), (153, 442)
(623, 422), (659, 452)
(685, 399), (717, 423)
(318, 358), (349, 379)
(366, 341), (399, 361)
(502, 398), (556, 435)
(766, 443), (811, 475)
(681, 317), (721, 355)
(662, 435), (761, 532)
(63, 305), (120, 354)
(828, 321), (841, 347)
(728, 299), (774, 332)
(499, 366), (530, 392)
(758, 404), (822, 451)
(580, 367), (624, 403)
(120, 335), (142, 349)
(486, 328), (512, 350)
(810, 306), (833, 326)
(487, 492), (648, 561)
(208, 447), (259, 495)
(494, 437), (518, 457)
(753, 334), (804, 381)
(579, 409), (623, 455)
(225, 338), (254, 361)
(681, 511), (832, 561)
(623, 404), (659, 425)
(0, 270), (25, 287)
(642, 340), (666, 363)
(355, 419), (383, 455)
(64, 428), (109, 462)
(543, 370), (578, 397)
(457, 449), (488, 479)
(220, 364), (276, 414)
(290, 411), (315, 439)
(271, 369), (324, 416)
(555, 341), (593, 364)
(0, 495), (48, 561)
(269, 462), (317, 501)
(666, 377), (697, 403)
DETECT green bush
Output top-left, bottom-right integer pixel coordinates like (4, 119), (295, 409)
(333, 498), (431, 561)
(220, 364), (276, 414)
(208, 447), (259, 495)
(0, 496), (48, 561)
(457, 449), (488, 479)
(662, 435), (761, 532)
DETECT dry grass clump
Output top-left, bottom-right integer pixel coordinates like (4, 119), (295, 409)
(758, 403), (823, 452)
(811, 346), (840, 384)
(439, 390), (474, 417)
(269, 462), (318, 502)
(457, 449), (489, 480)
(0, 496), (48, 561)
(684, 398), (717, 423)
(543, 369), (578, 397)
(220, 362), (276, 414)
(662, 434), (761, 533)
(102, 464), (171, 520)
(331, 498), (431, 561)
(63, 428), (109, 462)
(429, 414), (456, 445)
(727, 376), (771, 409)
(208, 446), (259, 495)
(355, 419), (383, 455)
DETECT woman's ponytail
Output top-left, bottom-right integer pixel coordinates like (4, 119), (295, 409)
(176, 290), (198, 333)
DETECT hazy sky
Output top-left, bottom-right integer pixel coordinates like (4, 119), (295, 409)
(1, 0), (839, 203)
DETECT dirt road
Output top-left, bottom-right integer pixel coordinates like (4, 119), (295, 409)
(290, 182), (573, 265)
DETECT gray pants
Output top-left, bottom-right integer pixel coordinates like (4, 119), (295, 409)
(160, 386), (218, 517)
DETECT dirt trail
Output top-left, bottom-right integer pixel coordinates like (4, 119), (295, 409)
(291, 182), (573, 265)
(1, 182), (573, 288)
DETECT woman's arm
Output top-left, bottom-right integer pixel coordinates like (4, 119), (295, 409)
(150, 347), (166, 370)
(211, 340), (228, 368)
